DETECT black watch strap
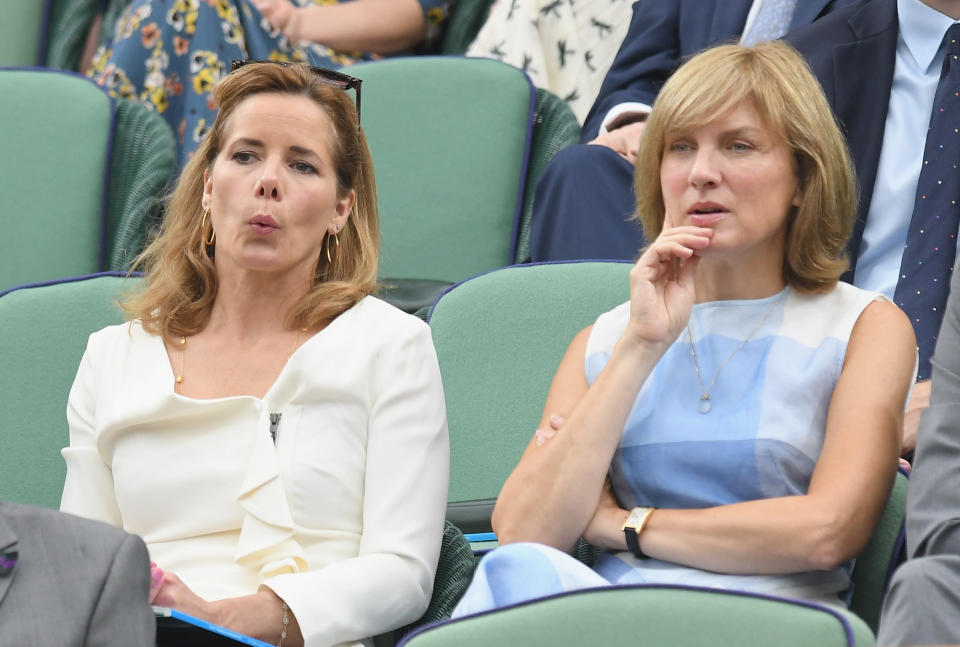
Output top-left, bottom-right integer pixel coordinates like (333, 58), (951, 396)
(624, 526), (647, 559)
(622, 506), (654, 559)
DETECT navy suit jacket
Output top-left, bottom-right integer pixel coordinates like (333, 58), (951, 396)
(786, 0), (898, 283)
(582, 0), (862, 140)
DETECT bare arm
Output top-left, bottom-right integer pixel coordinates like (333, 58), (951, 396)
(902, 379), (930, 455)
(583, 298), (915, 573)
(253, 0), (428, 54)
(492, 227), (713, 550)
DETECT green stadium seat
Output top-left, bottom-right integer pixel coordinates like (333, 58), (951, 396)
(396, 584), (876, 647)
(0, 0), (128, 70)
(0, 69), (175, 291)
(428, 261), (632, 535)
(0, 0), (49, 66)
(0, 273), (135, 508)
(349, 57), (578, 313)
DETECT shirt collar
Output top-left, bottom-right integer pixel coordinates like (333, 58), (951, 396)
(898, 0), (958, 73)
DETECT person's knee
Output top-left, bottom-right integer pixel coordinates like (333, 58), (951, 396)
(482, 543), (562, 580)
(879, 554), (960, 645)
(887, 555), (960, 598)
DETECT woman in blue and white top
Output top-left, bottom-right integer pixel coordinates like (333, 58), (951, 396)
(456, 41), (917, 614)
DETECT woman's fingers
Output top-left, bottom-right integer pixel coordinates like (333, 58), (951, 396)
(149, 564), (165, 604)
(635, 243), (697, 284)
(640, 227), (712, 261)
(635, 226), (712, 281)
(649, 227), (713, 251)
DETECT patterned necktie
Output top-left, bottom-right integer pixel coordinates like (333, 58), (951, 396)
(740, 0), (799, 47)
(893, 23), (960, 380)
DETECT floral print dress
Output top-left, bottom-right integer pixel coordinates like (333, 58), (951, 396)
(88, 0), (451, 167)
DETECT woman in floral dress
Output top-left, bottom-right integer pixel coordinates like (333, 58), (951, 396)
(89, 0), (451, 167)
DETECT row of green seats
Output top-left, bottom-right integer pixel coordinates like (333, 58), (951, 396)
(0, 56), (580, 305)
(0, 261), (907, 645)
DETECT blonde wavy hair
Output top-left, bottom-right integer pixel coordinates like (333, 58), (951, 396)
(124, 62), (379, 338)
(634, 41), (856, 293)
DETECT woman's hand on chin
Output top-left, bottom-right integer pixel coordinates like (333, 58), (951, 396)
(624, 226), (712, 351)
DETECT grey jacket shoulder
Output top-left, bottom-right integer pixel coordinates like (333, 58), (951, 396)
(0, 502), (154, 647)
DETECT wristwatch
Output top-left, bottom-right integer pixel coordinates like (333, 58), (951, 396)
(622, 506), (655, 559)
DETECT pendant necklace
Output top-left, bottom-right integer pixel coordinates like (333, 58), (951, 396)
(174, 336), (186, 393)
(173, 328), (308, 394)
(686, 289), (787, 414)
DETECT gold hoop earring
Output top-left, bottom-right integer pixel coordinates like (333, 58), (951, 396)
(325, 232), (339, 265)
(201, 209), (216, 246)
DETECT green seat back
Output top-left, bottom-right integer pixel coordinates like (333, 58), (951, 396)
(0, 0), (49, 65)
(0, 70), (110, 290)
(428, 262), (631, 532)
(848, 470), (908, 633)
(0, 70), (175, 288)
(350, 57), (533, 284)
(0, 274), (137, 508)
(397, 585), (875, 646)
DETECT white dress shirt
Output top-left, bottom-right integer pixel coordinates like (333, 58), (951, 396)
(60, 296), (450, 647)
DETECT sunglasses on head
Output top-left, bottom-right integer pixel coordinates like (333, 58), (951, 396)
(230, 59), (362, 124)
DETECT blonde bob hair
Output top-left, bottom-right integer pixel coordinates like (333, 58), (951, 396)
(124, 62), (379, 339)
(634, 41), (856, 293)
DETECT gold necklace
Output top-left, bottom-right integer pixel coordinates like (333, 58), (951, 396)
(173, 328), (307, 393)
(174, 336), (186, 393)
(686, 290), (787, 414)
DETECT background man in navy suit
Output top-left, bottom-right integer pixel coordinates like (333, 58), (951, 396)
(787, 0), (960, 453)
(787, 1), (960, 643)
(528, 0), (859, 263)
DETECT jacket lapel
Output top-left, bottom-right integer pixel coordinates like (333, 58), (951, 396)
(789, 0), (831, 30)
(708, 0), (752, 42)
(831, 0), (899, 281)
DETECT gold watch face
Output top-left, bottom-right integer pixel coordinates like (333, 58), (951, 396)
(623, 506), (650, 530)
